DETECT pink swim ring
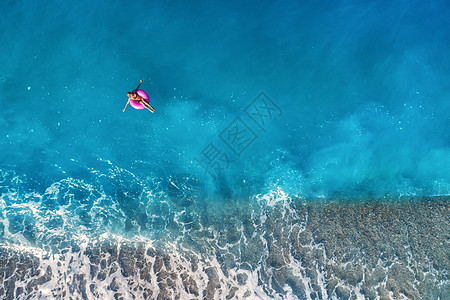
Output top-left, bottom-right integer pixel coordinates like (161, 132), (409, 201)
(130, 90), (150, 109)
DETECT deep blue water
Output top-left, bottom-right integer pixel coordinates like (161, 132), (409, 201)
(1, 0), (449, 298)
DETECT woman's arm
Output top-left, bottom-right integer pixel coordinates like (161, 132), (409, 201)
(132, 80), (143, 93)
(123, 98), (131, 112)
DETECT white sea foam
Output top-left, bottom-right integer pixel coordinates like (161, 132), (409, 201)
(1, 166), (447, 299)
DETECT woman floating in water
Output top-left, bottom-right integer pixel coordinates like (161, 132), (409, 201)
(123, 80), (155, 113)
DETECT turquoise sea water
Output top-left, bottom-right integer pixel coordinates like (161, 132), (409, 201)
(1, 1), (449, 299)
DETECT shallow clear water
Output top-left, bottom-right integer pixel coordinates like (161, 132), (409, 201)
(1, 0), (449, 299)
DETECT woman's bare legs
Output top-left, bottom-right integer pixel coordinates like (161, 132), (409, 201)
(138, 100), (155, 113)
(144, 102), (155, 113)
